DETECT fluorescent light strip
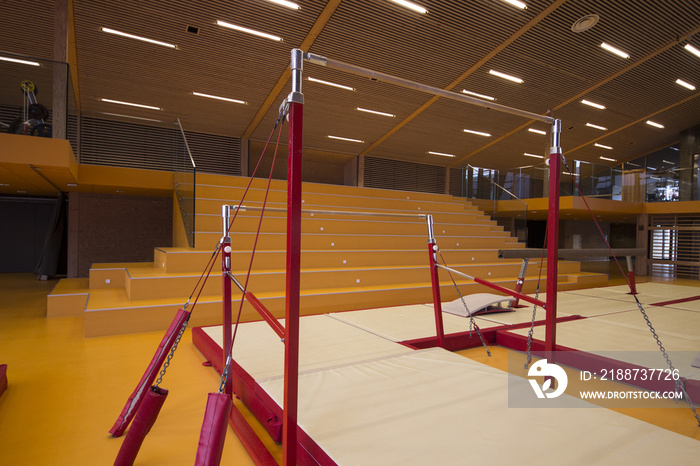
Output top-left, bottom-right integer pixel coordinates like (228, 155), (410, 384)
(357, 107), (395, 117)
(390, 0), (428, 14)
(463, 129), (492, 137)
(428, 151), (455, 157)
(100, 98), (161, 110)
(646, 120), (664, 129)
(308, 77), (355, 91)
(600, 42), (629, 59)
(216, 20), (282, 41)
(563, 171), (580, 177)
(267, 0), (300, 9)
(100, 112), (163, 122)
(101, 27), (176, 48)
(503, 0), (527, 9)
(663, 160), (675, 165)
(586, 122), (607, 131)
(489, 69), (523, 83)
(627, 162), (640, 167)
(328, 135), (364, 143)
(594, 143), (613, 150)
(528, 128), (546, 135)
(684, 44), (700, 59)
(599, 156), (617, 162)
(0, 55), (40, 66)
(671, 147), (679, 151)
(675, 78), (696, 91)
(524, 152), (543, 158)
(462, 90), (496, 101)
(193, 92), (246, 104)
(581, 99), (605, 109)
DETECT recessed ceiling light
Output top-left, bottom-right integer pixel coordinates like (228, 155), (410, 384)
(502, 0), (527, 9)
(594, 143), (613, 150)
(17, 190), (27, 193)
(0, 55), (40, 66)
(627, 162), (640, 167)
(600, 42), (630, 59)
(599, 156), (617, 162)
(67, 183), (78, 187)
(528, 128), (546, 135)
(563, 172), (580, 177)
(670, 147), (679, 151)
(675, 78), (696, 91)
(489, 69), (523, 83)
(267, 0), (300, 9)
(193, 92), (246, 104)
(662, 160), (675, 165)
(357, 107), (395, 117)
(524, 152), (544, 158)
(586, 122), (607, 131)
(100, 112), (163, 122)
(0, 183), (10, 186)
(646, 120), (664, 129)
(328, 135), (364, 143)
(463, 129), (492, 137)
(684, 43), (700, 59)
(100, 99), (161, 110)
(571, 14), (599, 33)
(389, 0), (427, 14)
(101, 27), (177, 48)
(216, 20), (282, 41)
(581, 99), (605, 109)
(428, 151), (455, 157)
(462, 90), (496, 101)
(308, 77), (355, 91)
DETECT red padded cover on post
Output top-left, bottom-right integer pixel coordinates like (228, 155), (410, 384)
(195, 392), (233, 466)
(0, 364), (7, 398)
(114, 386), (169, 466)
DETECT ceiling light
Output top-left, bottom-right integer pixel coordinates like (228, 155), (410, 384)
(67, 183), (78, 187)
(308, 77), (355, 91)
(216, 20), (282, 41)
(357, 107), (395, 117)
(594, 143), (613, 150)
(100, 112), (163, 122)
(675, 78), (696, 91)
(0, 183), (9, 186)
(563, 172), (580, 177)
(646, 120), (664, 129)
(0, 55), (40, 66)
(267, 0), (300, 9)
(599, 156), (617, 162)
(528, 128), (546, 135)
(463, 129), (492, 137)
(670, 147), (679, 151)
(586, 122), (607, 131)
(429, 151), (455, 157)
(684, 43), (700, 58)
(524, 153), (543, 158)
(647, 167), (657, 170)
(502, 0), (527, 9)
(571, 14), (599, 33)
(100, 98), (161, 110)
(581, 99), (605, 109)
(328, 135), (364, 143)
(489, 69), (523, 83)
(627, 162), (640, 167)
(462, 90), (496, 101)
(600, 42), (629, 59)
(193, 92), (246, 104)
(101, 27), (176, 48)
(663, 160), (675, 165)
(389, 0), (427, 14)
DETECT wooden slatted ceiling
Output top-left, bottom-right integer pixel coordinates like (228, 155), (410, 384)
(0, 0), (698, 179)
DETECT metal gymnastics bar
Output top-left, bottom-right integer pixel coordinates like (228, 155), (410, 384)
(262, 48), (564, 466)
(230, 204), (427, 219)
(498, 248), (646, 260)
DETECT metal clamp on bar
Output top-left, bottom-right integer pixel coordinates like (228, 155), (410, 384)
(288, 48), (304, 104)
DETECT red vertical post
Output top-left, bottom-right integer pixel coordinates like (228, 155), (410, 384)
(221, 233), (233, 397)
(428, 242), (446, 348)
(283, 97), (303, 466)
(545, 121), (561, 355)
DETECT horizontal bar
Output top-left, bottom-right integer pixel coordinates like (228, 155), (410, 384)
(498, 248), (646, 260)
(435, 263), (546, 308)
(231, 205), (426, 219)
(304, 51), (553, 124)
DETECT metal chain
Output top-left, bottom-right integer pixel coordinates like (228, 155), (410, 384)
(633, 296), (700, 425)
(524, 287), (540, 369)
(153, 318), (190, 388)
(218, 355), (232, 394)
(438, 251), (491, 357)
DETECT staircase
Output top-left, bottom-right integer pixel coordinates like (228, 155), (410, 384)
(48, 173), (607, 336)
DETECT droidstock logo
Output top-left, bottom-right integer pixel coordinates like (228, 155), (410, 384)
(528, 359), (568, 399)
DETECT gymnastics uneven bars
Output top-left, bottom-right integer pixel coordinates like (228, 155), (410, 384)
(274, 48), (563, 466)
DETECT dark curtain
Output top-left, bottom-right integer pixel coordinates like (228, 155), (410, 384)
(34, 193), (66, 278)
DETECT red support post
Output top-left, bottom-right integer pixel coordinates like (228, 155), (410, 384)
(283, 99), (303, 466)
(428, 241), (445, 348)
(222, 235), (233, 397)
(545, 148), (561, 355)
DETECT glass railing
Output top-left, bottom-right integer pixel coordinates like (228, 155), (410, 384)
(173, 118), (196, 248)
(0, 51), (77, 142)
